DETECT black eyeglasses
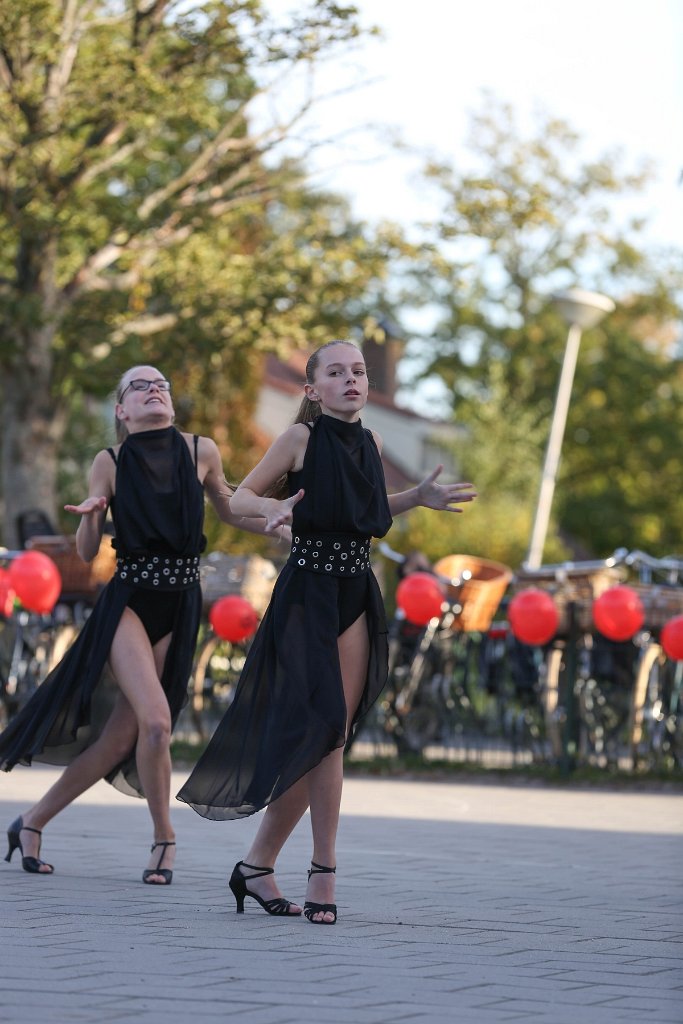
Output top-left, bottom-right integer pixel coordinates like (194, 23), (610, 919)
(119, 378), (171, 400)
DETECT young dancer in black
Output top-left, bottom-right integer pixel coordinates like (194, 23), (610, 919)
(1, 365), (285, 884)
(178, 341), (476, 920)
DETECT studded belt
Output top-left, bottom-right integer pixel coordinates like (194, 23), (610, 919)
(287, 532), (371, 577)
(115, 554), (201, 590)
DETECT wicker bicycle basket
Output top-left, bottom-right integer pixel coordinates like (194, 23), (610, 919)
(630, 583), (683, 632)
(26, 534), (117, 600)
(511, 566), (624, 635)
(200, 552), (277, 618)
(433, 554), (513, 633)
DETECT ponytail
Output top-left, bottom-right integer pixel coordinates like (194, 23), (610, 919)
(293, 396), (322, 425)
(113, 371), (130, 442)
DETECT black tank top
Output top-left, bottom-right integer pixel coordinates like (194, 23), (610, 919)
(288, 414), (392, 537)
(108, 427), (206, 557)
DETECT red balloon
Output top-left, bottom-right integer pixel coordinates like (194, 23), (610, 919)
(508, 589), (558, 646)
(209, 595), (259, 642)
(8, 551), (62, 614)
(396, 572), (445, 626)
(661, 615), (683, 661)
(0, 568), (15, 617)
(592, 585), (644, 642)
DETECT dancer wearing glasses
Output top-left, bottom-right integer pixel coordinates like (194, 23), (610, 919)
(178, 340), (476, 922)
(1, 365), (287, 885)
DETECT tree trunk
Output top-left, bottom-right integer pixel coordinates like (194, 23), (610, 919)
(1, 325), (64, 549)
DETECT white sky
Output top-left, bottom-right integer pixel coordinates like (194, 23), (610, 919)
(264, 0), (683, 248)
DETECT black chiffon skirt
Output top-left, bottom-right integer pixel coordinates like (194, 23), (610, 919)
(176, 565), (388, 820)
(0, 578), (202, 797)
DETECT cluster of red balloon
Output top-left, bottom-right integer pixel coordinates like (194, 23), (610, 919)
(1, 552), (62, 616)
(209, 595), (259, 643)
(508, 583), (683, 661)
(395, 572), (445, 626)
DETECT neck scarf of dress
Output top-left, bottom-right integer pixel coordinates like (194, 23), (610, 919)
(303, 414), (392, 537)
(114, 426), (205, 556)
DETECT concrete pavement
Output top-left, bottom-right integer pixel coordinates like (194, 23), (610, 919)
(1, 766), (681, 1024)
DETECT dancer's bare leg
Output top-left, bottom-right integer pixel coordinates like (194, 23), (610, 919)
(18, 695), (138, 869)
(239, 615), (369, 914)
(20, 616), (172, 876)
(108, 610), (175, 882)
(239, 778), (309, 910)
(305, 613), (369, 922)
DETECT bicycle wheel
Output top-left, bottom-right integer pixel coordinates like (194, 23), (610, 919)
(633, 646), (683, 770)
(185, 634), (246, 741)
(540, 644), (565, 761)
(0, 611), (56, 719)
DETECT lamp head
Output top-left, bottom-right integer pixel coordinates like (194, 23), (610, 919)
(552, 288), (615, 330)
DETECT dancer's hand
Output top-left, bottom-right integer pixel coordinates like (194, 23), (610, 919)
(263, 490), (304, 534)
(416, 468), (477, 513)
(64, 496), (108, 516)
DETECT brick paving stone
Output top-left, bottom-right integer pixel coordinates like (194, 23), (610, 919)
(1, 768), (681, 1024)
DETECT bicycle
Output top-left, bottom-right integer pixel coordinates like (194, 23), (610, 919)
(622, 550), (683, 770)
(475, 612), (547, 762)
(351, 543), (513, 758)
(0, 541), (115, 730)
(0, 552), (77, 730)
(175, 551), (277, 742)
(178, 623), (250, 741)
(515, 548), (683, 771)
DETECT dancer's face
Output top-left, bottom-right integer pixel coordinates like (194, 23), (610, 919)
(116, 365), (175, 431)
(305, 344), (368, 421)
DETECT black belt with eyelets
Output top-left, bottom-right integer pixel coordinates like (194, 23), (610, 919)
(115, 554), (201, 590)
(287, 532), (371, 577)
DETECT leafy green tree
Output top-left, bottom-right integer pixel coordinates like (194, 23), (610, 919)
(403, 99), (683, 562)
(0, 0), (400, 546)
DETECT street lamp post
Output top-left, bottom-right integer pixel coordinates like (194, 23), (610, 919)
(525, 288), (615, 570)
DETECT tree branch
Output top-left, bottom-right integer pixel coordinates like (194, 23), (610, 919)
(64, 132), (142, 191)
(0, 47), (13, 91)
(60, 215), (193, 304)
(39, 0), (99, 132)
(111, 311), (179, 341)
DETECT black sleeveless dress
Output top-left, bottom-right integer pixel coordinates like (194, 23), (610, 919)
(0, 426), (205, 798)
(177, 413), (393, 820)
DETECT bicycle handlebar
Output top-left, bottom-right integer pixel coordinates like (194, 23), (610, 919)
(376, 541), (471, 588)
(624, 549), (683, 572)
(519, 547), (683, 583)
(377, 541), (404, 564)
(377, 540), (683, 590)
(0, 550), (24, 562)
(517, 548), (628, 579)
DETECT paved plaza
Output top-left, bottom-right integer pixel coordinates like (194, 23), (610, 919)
(1, 766), (681, 1024)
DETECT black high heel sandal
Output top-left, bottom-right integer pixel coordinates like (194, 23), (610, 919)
(304, 861), (337, 925)
(228, 860), (302, 916)
(142, 840), (175, 885)
(5, 816), (54, 874)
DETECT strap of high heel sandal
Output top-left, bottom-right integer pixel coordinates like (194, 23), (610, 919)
(308, 861), (336, 879)
(239, 860), (275, 879)
(150, 841), (175, 867)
